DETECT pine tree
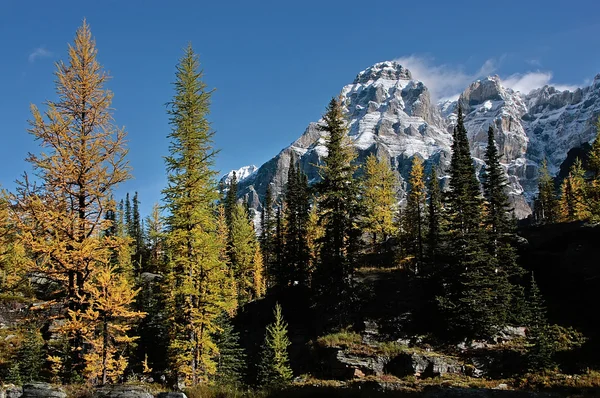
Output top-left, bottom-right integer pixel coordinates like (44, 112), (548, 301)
(438, 107), (508, 340)
(526, 274), (555, 371)
(225, 172), (238, 229)
(258, 303), (292, 389)
(535, 158), (559, 223)
(559, 158), (590, 222)
(313, 97), (360, 326)
(17, 326), (45, 382)
(306, 199), (324, 283)
(362, 154), (398, 253)
(131, 192), (144, 273)
(12, 21), (131, 373)
(260, 184), (275, 273)
(213, 313), (246, 386)
(272, 206), (286, 288)
(162, 45), (235, 384)
(404, 156), (427, 273)
(586, 117), (600, 220)
(145, 203), (165, 274)
(426, 168), (442, 267)
(283, 158), (310, 287)
(125, 193), (132, 236)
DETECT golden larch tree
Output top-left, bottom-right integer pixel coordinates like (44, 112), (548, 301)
(11, 21), (135, 379)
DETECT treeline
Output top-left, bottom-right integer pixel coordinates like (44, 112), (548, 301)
(534, 122), (600, 224)
(0, 20), (595, 390)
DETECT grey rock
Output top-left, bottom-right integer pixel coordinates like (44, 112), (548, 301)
(22, 383), (65, 398)
(1, 385), (23, 398)
(386, 352), (464, 378)
(94, 385), (152, 398)
(156, 393), (187, 398)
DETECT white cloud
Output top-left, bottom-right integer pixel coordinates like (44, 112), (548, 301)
(28, 47), (53, 63)
(393, 55), (498, 102)
(501, 71), (579, 94)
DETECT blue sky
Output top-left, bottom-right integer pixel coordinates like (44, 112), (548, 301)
(1, 0), (599, 216)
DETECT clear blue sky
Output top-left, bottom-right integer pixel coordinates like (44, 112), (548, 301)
(1, 0), (599, 216)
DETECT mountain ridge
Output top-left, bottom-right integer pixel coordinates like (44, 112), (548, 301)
(222, 61), (600, 219)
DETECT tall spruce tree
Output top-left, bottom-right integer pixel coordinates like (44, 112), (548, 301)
(225, 172), (238, 229)
(313, 97), (360, 327)
(404, 156), (427, 273)
(162, 45), (235, 384)
(283, 158), (310, 287)
(438, 107), (508, 340)
(362, 154), (398, 253)
(213, 313), (246, 386)
(525, 274), (555, 371)
(260, 184), (275, 273)
(426, 168), (442, 268)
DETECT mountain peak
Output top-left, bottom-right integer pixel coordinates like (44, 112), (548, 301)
(354, 61), (412, 84)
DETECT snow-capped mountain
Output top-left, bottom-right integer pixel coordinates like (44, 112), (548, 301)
(227, 61), (600, 219)
(221, 165), (258, 186)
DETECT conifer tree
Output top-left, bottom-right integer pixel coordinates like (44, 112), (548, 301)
(162, 45), (235, 384)
(225, 172), (238, 228)
(12, 21), (131, 373)
(66, 264), (144, 384)
(260, 184), (275, 271)
(125, 193), (132, 236)
(17, 326), (45, 382)
(586, 118), (600, 220)
(426, 168), (442, 267)
(213, 313), (246, 386)
(229, 203), (262, 302)
(535, 158), (559, 223)
(145, 203), (165, 274)
(362, 154), (398, 253)
(404, 156), (427, 273)
(313, 97), (360, 326)
(258, 303), (292, 389)
(131, 192), (144, 273)
(438, 107), (509, 340)
(283, 158), (310, 287)
(272, 206), (286, 288)
(306, 200), (324, 283)
(559, 158), (590, 222)
(526, 274), (555, 371)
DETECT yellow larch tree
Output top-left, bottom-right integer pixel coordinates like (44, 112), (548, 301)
(559, 158), (590, 222)
(11, 21), (132, 374)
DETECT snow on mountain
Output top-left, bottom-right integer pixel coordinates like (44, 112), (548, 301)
(221, 165), (258, 185)
(225, 62), (600, 219)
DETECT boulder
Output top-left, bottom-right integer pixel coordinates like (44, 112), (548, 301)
(386, 352), (464, 378)
(94, 385), (152, 398)
(156, 393), (187, 398)
(22, 383), (65, 398)
(1, 385), (22, 398)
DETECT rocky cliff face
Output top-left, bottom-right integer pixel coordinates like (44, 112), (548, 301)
(222, 62), (600, 219)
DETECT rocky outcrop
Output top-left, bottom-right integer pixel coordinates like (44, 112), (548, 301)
(21, 383), (65, 398)
(1, 385), (23, 398)
(386, 352), (464, 378)
(93, 385), (153, 398)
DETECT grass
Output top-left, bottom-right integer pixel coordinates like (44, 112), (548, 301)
(316, 331), (362, 349)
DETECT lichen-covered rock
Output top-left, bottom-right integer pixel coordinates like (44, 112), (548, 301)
(93, 385), (152, 398)
(22, 383), (65, 398)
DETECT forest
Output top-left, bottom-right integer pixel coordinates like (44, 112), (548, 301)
(1, 22), (600, 398)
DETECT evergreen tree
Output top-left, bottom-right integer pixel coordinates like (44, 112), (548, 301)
(12, 21), (131, 374)
(145, 203), (165, 274)
(313, 97), (361, 327)
(559, 158), (590, 222)
(213, 313), (246, 386)
(404, 156), (427, 273)
(361, 154), (398, 253)
(426, 168), (442, 267)
(272, 206), (285, 288)
(162, 45), (235, 384)
(258, 303), (292, 389)
(225, 172), (238, 229)
(438, 107), (508, 340)
(17, 326), (45, 382)
(526, 274), (555, 371)
(305, 199), (324, 283)
(588, 118), (600, 220)
(260, 185), (275, 281)
(283, 158), (310, 287)
(125, 193), (132, 236)
(534, 158), (559, 223)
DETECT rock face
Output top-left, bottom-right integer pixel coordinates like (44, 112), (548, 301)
(386, 352), (464, 378)
(93, 385), (153, 398)
(224, 62), (600, 219)
(21, 383), (65, 398)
